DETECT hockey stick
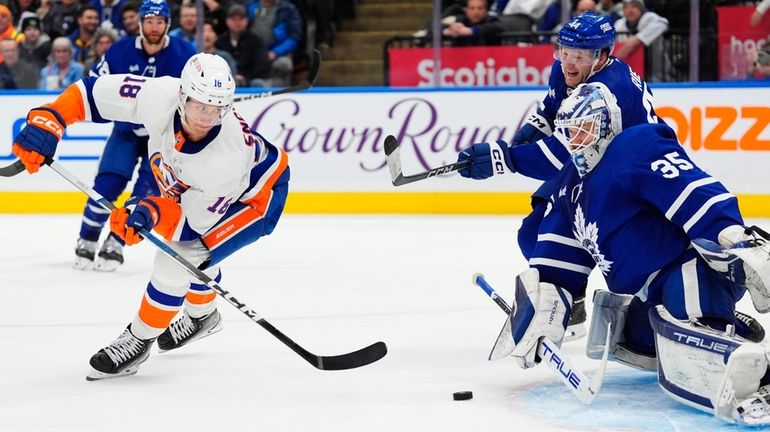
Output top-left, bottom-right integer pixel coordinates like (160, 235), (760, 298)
(472, 273), (611, 405)
(232, 49), (321, 103)
(0, 159), (24, 177)
(383, 135), (471, 187)
(20, 156), (386, 370)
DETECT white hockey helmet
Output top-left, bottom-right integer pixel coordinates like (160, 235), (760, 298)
(178, 53), (235, 127)
(553, 82), (621, 176)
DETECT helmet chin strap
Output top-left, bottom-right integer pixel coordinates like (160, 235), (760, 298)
(585, 51), (610, 82)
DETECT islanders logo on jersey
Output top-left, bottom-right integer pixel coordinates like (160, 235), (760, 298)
(572, 205), (613, 275)
(149, 152), (189, 202)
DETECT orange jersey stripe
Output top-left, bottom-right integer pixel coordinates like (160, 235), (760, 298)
(202, 200), (268, 250)
(47, 84), (86, 125)
(185, 290), (217, 305)
(137, 296), (179, 329)
(241, 148), (289, 214)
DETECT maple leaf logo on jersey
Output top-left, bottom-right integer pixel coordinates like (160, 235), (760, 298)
(573, 205), (613, 275)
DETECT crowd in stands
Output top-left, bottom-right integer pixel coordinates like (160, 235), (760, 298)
(0, 0), (355, 89)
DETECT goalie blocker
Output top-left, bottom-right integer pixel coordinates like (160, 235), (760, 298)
(650, 305), (770, 425)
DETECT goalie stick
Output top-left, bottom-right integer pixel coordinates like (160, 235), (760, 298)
(3, 156), (387, 370)
(383, 135), (471, 187)
(472, 273), (611, 405)
(232, 48), (321, 103)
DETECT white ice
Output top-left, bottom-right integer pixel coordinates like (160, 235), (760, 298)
(1, 214), (767, 432)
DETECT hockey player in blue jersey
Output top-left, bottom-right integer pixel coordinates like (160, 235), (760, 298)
(74, 0), (196, 272)
(456, 11), (661, 340)
(489, 82), (770, 425)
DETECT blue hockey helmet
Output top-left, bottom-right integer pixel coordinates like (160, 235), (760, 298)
(139, 0), (171, 21)
(553, 82), (621, 176)
(557, 11), (615, 53)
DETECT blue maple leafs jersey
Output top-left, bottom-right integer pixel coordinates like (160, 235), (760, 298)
(510, 58), (660, 181)
(90, 36), (196, 133)
(530, 123), (743, 300)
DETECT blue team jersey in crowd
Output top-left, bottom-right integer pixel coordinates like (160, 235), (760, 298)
(510, 57), (661, 181)
(90, 36), (196, 133)
(531, 123), (743, 300)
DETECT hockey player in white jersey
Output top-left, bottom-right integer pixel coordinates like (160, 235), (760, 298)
(488, 83), (770, 425)
(12, 53), (290, 380)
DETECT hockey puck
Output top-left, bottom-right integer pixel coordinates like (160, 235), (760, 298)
(453, 391), (473, 401)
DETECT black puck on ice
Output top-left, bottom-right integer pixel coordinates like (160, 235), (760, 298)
(453, 391), (473, 401)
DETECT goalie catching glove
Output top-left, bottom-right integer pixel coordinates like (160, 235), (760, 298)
(692, 225), (770, 313)
(110, 196), (182, 245)
(457, 140), (516, 180)
(489, 268), (572, 369)
(12, 106), (67, 174)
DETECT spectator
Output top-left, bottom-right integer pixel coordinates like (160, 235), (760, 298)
(0, 5), (24, 43)
(43, 0), (79, 38)
(84, 26), (118, 70)
(200, 0), (229, 34)
(596, 0), (623, 25)
(90, 0), (128, 31)
(121, 1), (140, 36)
(39, 36), (83, 90)
(202, 20), (236, 75)
(70, 4), (100, 66)
(751, 0), (770, 27)
(0, 54), (16, 88)
(6, 0), (39, 27)
(442, 0), (504, 47)
(19, 13), (50, 68)
(168, 2), (196, 47)
(215, 3), (269, 87)
(247, 0), (302, 87)
(747, 39), (770, 79)
(614, 0), (669, 81)
(1, 38), (36, 88)
(490, 0), (550, 32)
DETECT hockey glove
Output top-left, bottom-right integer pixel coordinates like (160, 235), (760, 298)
(692, 225), (770, 313)
(457, 140), (516, 180)
(110, 196), (182, 246)
(12, 106), (66, 173)
(488, 268), (571, 369)
(512, 121), (549, 146)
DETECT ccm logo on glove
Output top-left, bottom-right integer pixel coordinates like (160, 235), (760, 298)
(30, 114), (64, 138)
(492, 148), (506, 175)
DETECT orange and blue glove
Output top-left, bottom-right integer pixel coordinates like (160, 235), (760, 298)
(12, 106), (66, 174)
(110, 196), (182, 246)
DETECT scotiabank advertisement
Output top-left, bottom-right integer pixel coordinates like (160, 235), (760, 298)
(388, 45), (644, 87)
(718, 5), (770, 80)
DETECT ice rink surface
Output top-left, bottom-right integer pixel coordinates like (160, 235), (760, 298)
(1, 214), (768, 432)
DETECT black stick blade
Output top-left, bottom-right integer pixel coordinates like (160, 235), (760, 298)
(307, 49), (322, 86)
(0, 159), (25, 177)
(383, 135), (399, 156)
(316, 341), (388, 371)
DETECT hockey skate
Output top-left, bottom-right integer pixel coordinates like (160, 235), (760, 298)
(73, 238), (97, 270)
(87, 326), (155, 381)
(564, 292), (587, 342)
(94, 235), (124, 272)
(734, 385), (770, 425)
(157, 309), (223, 353)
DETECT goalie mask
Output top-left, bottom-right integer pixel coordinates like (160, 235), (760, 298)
(554, 82), (621, 176)
(178, 53), (235, 129)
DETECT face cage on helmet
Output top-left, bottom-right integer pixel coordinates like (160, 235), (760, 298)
(554, 113), (602, 154)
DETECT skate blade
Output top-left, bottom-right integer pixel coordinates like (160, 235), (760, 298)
(563, 323), (587, 342)
(158, 321), (223, 354)
(73, 257), (94, 271)
(93, 258), (121, 272)
(86, 366), (140, 381)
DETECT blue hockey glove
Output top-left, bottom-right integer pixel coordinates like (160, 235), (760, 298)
(457, 140), (516, 180)
(12, 106), (66, 173)
(512, 122), (548, 146)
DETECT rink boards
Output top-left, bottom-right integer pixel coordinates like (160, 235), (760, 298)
(1, 82), (769, 216)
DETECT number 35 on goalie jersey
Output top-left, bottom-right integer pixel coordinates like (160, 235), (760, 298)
(64, 74), (290, 267)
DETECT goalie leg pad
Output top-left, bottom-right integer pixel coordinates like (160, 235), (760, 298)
(489, 268), (572, 368)
(650, 305), (768, 423)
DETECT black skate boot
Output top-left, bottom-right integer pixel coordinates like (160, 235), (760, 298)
(564, 291), (587, 342)
(157, 310), (223, 353)
(94, 235), (124, 272)
(735, 310), (766, 343)
(87, 326), (155, 381)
